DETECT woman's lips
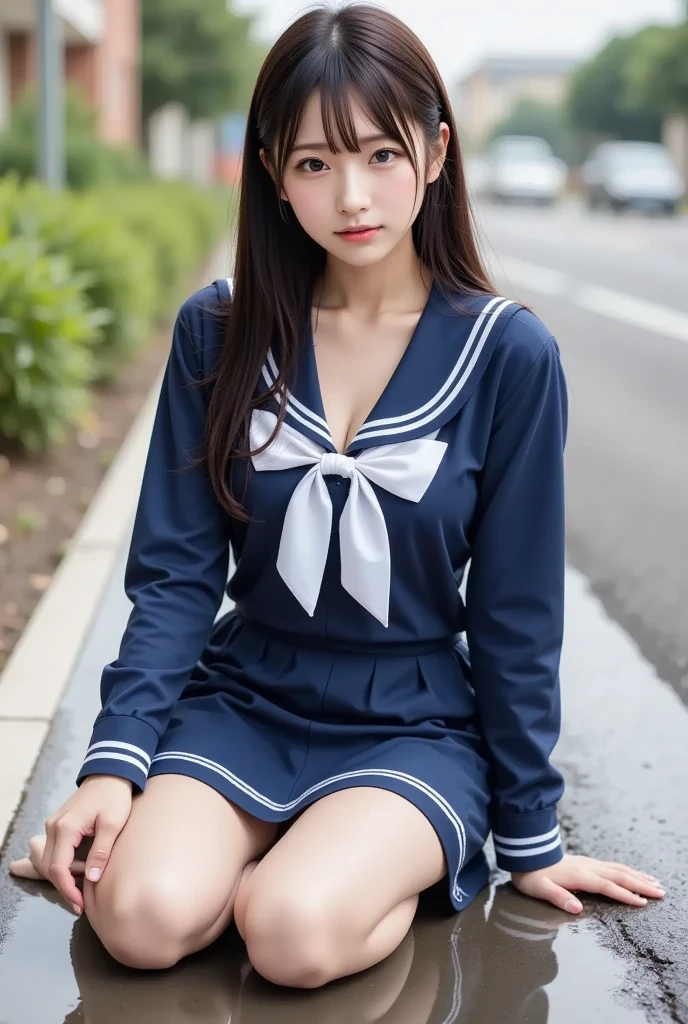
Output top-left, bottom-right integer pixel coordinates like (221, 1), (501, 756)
(336, 227), (381, 242)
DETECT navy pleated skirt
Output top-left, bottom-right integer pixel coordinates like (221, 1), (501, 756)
(147, 610), (493, 911)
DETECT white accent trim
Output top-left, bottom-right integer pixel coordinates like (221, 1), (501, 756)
(354, 298), (515, 441)
(260, 356), (335, 447)
(81, 751), (150, 775)
(259, 295), (514, 449)
(86, 739), (152, 768)
(494, 837), (562, 859)
(151, 751), (468, 900)
(267, 350), (330, 431)
(356, 295), (506, 433)
(492, 825), (559, 846)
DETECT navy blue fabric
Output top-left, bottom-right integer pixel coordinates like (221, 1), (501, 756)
(77, 278), (568, 904)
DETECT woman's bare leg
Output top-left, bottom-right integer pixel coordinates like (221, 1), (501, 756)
(83, 774), (278, 970)
(233, 786), (447, 988)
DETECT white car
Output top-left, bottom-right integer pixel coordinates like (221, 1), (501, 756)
(582, 141), (685, 215)
(486, 136), (567, 206)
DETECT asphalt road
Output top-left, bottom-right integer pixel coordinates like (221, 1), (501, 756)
(478, 199), (688, 703)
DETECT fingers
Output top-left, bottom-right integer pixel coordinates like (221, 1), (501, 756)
(48, 820), (84, 913)
(595, 867), (665, 901)
(29, 834), (48, 878)
(586, 876), (650, 907)
(8, 857), (44, 881)
(521, 876), (583, 915)
(83, 817), (121, 885)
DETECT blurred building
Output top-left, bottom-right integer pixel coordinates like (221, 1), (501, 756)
(0, 0), (140, 145)
(456, 55), (579, 151)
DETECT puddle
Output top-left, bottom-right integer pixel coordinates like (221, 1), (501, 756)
(0, 874), (661, 1024)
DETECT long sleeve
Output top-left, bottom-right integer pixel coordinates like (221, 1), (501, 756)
(465, 327), (567, 874)
(76, 292), (231, 791)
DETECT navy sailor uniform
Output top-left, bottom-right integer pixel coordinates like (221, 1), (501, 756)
(76, 276), (568, 911)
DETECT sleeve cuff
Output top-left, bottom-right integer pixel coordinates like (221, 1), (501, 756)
(76, 715), (159, 792)
(491, 806), (563, 873)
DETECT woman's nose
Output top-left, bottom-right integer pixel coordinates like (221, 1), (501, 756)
(336, 167), (371, 214)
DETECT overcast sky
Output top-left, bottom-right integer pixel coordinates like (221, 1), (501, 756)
(233, 0), (683, 88)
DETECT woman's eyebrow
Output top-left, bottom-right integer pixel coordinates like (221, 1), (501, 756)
(290, 132), (392, 153)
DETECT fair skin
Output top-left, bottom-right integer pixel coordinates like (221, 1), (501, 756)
(10, 91), (663, 987)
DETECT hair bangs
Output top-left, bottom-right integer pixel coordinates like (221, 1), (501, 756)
(273, 48), (422, 189)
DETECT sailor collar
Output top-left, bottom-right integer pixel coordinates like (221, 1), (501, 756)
(223, 277), (519, 453)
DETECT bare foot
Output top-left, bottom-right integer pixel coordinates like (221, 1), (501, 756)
(9, 834), (86, 882)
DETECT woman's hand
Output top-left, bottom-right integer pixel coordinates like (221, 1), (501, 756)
(9, 775), (133, 916)
(511, 853), (665, 914)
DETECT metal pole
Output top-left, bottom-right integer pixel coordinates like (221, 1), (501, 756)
(36, 0), (65, 189)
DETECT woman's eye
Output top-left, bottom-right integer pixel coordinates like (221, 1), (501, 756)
(372, 149), (398, 164)
(298, 158), (326, 173)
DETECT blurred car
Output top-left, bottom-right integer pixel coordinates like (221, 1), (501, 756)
(581, 141), (685, 215)
(484, 135), (567, 205)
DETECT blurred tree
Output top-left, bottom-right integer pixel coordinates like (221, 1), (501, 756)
(566, 30), (663, 145)
(625, 22), (688, 116)
(141, 0), (265, 124)
(488, 99), (575, 163)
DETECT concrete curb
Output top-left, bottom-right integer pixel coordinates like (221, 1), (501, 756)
(0, 242), (230, 848)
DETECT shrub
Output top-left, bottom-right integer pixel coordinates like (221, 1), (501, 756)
(0, 232), (106, 452)
(0, 177), (157, 382)
(0, 174), (229, 452)
(91, 182), (229, 317)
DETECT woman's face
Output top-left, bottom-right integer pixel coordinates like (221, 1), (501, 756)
(261, 90), (449, 268)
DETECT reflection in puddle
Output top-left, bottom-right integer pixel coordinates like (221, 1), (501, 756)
(0, 880), (651, 1024)
(1, 880), (651, 1024)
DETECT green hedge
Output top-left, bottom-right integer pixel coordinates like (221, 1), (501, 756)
(0, 175), (229, 453)
(0, 233), (103, 452)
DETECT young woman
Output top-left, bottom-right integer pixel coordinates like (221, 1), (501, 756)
(11, 1), (663, 989)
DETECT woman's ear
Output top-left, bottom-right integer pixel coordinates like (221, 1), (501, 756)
(259, 147), (272, 178)
(426, 122), (450, 184)
(259, 147), (289, 202)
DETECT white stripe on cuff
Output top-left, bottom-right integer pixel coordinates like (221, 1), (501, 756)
(86, 740), (152, 768)
(492, 825), (559, 846)
(494, 837), (562, 858)
(81, 751), (150, 775)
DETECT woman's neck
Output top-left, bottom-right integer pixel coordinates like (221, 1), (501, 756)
(314, 235), (431, 317)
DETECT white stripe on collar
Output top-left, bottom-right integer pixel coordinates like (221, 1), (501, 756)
(266, 349), (330, 432)
(353, 296), (514, 442)
(261, 358), (334, 447)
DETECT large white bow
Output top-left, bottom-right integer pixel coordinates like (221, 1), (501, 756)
(250, 409), (447, 626)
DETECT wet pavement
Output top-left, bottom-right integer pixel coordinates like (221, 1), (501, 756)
(0, 543), (683, 1023)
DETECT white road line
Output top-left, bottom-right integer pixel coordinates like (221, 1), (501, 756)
(492, 253), (688, 345)
(575, 284), (688, 344)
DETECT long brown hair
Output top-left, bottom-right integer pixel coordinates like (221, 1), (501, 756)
(199, 1), (494, 520)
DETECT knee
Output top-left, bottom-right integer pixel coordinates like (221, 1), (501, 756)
(85, 871), (201, 970)
(241, 884), (347, 988)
